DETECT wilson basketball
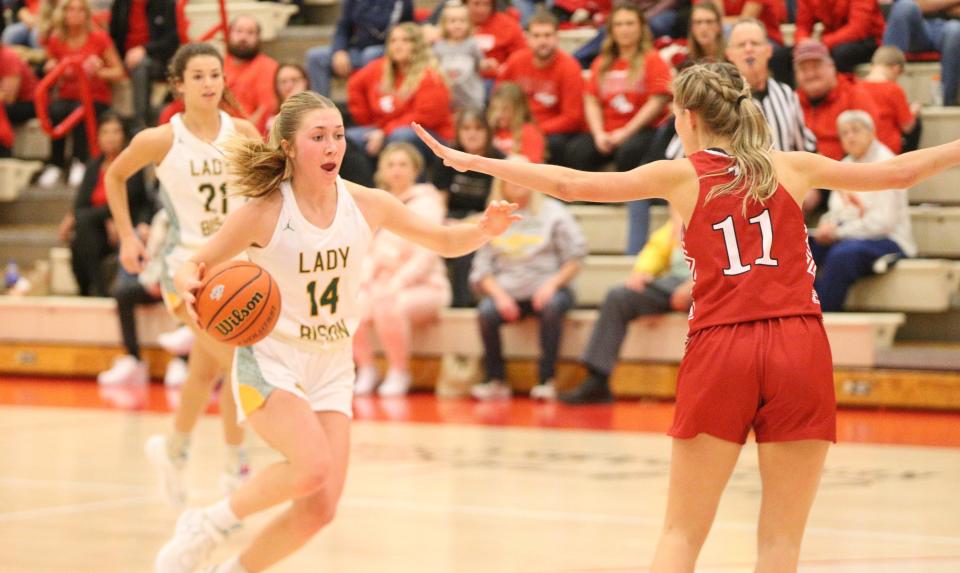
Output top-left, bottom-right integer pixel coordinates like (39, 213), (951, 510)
(195, 261), (281, 346)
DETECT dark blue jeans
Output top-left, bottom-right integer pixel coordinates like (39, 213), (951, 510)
(809, 237), (904, 312)
(477, 287), (575, 384)
(884, 0), (960, 105)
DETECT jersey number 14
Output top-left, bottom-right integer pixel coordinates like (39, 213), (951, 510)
(712, 209), (779, 276)
(306, 277), (340, 316)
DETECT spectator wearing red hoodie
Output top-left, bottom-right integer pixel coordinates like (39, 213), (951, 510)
(0, 43), (38, 127)
(795, 0), (885, 73)
(224, 16), (280, 134)
(467, 0), (526, 81)
(347, 22), (455, 160)
(722, 0), (785, 45)
(498, 9), (585, 166)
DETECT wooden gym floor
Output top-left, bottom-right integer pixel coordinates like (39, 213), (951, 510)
(0, 377), (959, 572)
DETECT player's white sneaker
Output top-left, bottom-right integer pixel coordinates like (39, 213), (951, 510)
(529, 380), (557, 400)
(163, 357), (188, 388)
(145, 434), (187, 507)
(354, 366), (379, 396)
(97, 355), (148, 386)
(158, 326), (196, 356)
(155, 509), (227, 573)
(377, 370), (411, 397)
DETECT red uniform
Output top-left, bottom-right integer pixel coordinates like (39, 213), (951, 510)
(669, 149), (836, 444)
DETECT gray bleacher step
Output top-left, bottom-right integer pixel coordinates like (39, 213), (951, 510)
(262, 25), (335, 65)
(919, 106), (960, 148)
(0, 224), (62, 268)
(876, 344), (960, 371)
(0, 186), (74, 226)
(912, 168), (959, 205)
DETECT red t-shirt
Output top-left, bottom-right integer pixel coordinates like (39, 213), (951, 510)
(45, 29), (115, 104)
(224, 53), (280, 134)
(0, 46), (39, 103)
(347, 58), (454, 140)
(798, 75), (883, 161)
(125, 0), (150, 52)
(493, 124), (545, 163)
(586, 51), (672, 131)
(860, 80), (912, 155)
(683, 149), (822, 334)
(473, 12), (527, 79)
(498, 49), (585, 135)
(724, 0), (785, 45)
(795, 0), (885, 48)
(89, 168), (108, 207)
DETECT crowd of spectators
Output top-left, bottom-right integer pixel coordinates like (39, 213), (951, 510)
(0, 0), (941, 400)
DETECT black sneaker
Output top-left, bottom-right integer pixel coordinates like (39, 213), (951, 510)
(559, 376), (614, 405)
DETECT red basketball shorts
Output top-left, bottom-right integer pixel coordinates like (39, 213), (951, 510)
(669, 315), (837, 444)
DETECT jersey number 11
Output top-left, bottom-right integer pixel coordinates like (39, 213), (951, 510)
(712, 209), (779, 276)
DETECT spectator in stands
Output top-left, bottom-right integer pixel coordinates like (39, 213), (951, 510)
(2, 0), (42, 47)
(686, 1), (725, 64)
(561, 212), (692, 404)
(346, 22), (455, 160)
(569, 3), (671, 253)
(433, 0), (485, 112)
(305, 0), (414, 97)
(884, 0), (960, 106)
(267, 63), (309, 134)
(433, 109), (506, 307)
(58, 111), (151, 297)
(861, 46), (921, 154)
(97, 209), (166, 387)
(466, 0), (526, 82)
(810, 110), (916, 311)
(498, 8), (585, 167)
(0, 41), (38, 129)
(794, 40), (880, 162)
(353, 143), (451, 397)
(721, 0), (785, 45)
(573, 0), (680, 69)
(39, 0), (124, 188)
(488, 82), (546, 162)
(470, 158), (587, 401)
(224, 16), (280, 134)
(794, 0), (885, 73)
(109, 0), (179, 131)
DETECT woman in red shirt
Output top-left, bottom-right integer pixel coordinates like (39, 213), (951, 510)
(346, 22), (454, 160)
(568, 3), (672, 173)
(795, 0), (885, 73)
(39, 0), (124, 187)
(488, 82), (546, 163)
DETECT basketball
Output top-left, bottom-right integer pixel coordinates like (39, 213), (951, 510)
(195, 261), (281, 346)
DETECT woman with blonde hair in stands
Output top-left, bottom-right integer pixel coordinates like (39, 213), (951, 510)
(153, 90), (518, 572)
(567, 2), (673, 254)
(346, 22), (454, 160)
(686, 1), (724, 65)
(107, 43), (263, 509)
(37, 0), (124, 188)
(414, 60), (960, 571)
(488, 81), (546, 163)
(353, 142), (451, 396)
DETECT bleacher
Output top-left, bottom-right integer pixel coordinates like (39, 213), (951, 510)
(1, 7), (959, 408)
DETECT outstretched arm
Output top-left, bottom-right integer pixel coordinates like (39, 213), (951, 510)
(785, 140), (960, 197)
(352, 183), (520, 258)
(413, 122), (691, 204)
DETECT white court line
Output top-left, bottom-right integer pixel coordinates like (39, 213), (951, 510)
(0, 476), (150, 494)
(341, 497), (960, 547)
(0, 495), (155, 524)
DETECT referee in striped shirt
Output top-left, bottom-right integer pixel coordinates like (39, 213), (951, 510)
(665, 18), (817, 159)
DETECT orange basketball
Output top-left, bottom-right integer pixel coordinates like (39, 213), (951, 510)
(195, 261), (281, 346)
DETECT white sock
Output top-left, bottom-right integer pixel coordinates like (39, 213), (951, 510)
(205, 498), (241, 533)
(168, 432), (190, 464)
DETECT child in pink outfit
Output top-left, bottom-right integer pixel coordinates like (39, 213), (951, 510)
(353, 143), (452, 396)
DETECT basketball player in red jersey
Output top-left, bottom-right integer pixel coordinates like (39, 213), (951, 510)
(414, 62), (960, 571)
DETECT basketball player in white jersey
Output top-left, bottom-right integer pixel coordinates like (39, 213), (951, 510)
(106, 44), (263, 507)
(152, 91), (519, 573)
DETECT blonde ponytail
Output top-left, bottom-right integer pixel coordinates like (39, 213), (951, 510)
(673, 62), (777, 212)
